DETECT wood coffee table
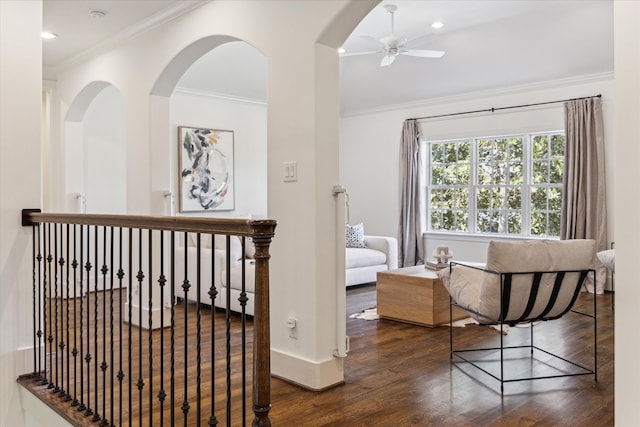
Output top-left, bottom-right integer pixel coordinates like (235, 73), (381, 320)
(377, 265), (468, 327)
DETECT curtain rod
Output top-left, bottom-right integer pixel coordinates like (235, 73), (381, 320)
(409, 94), (602, 122)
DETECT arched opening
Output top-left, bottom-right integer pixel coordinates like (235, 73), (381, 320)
(64, 82), (126, 213)
(149, 36), (267, 218)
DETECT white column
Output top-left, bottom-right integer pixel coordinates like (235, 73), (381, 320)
(614, 1), (640, 424)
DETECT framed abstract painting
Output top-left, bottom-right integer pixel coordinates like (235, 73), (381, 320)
(178, 126), (235, 212)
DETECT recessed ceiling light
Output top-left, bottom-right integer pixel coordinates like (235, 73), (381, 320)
(432, 21), (444, 29)
(41, 32), (57, 39)
(338, 47), (346, 54)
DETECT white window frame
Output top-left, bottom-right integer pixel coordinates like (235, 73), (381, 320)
(422, 130), (565, 238)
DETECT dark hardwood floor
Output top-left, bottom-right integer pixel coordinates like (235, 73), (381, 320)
(269, 285), (614, 427)
(19, 284), (614, 426)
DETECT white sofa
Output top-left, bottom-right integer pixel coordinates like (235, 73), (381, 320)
(346, 235), (398, 287)
(174, 233), (398, 315)
(174, 234), (257, 315)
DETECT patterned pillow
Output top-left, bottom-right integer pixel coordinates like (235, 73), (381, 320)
(345, 223), (366, 248)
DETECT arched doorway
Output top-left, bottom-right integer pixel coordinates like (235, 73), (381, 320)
(148, 36), (267, 219)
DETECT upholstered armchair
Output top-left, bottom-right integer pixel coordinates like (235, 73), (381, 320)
(438, 239), (597, 393)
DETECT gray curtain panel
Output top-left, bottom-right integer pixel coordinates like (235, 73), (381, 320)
(561, 97), (607, 292)
(398, 119), (423, 267)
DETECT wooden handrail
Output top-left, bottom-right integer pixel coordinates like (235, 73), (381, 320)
(20, 210), (277, 425)
(23, 211), (277, 238)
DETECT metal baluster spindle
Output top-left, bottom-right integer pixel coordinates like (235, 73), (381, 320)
(71, 224), (79, 407)
(117, 227), (125, 426)
(54, 223), (63, 395)
(77, 225), (86, 413)
(148, 229), (153, 427)
(100, 226), (109, 427)
(225, 236), (232, 426)
(208, 234), (218, 426)
(128, 227), (133, 426)
(240, 237), (247, 426)
(84, 225), (93, 418)
(64, 224), (72, 402)
(45, 223), (53, 388)
(137, 228), (145, 427)
(158, 231), (167, 425)
(182, 231), (191, 425)
(34, 223), (43, 380)
(196, 233), (202, 426)
(92, 225), (101, 422)
(170, 231), (176, 426)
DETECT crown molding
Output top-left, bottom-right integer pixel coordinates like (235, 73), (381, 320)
(341, 71), (615, 118)
(173, 86), (266, 106)
(51, 1), (208, 76)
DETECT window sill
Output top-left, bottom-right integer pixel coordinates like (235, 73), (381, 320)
(422, 231), (560, 243)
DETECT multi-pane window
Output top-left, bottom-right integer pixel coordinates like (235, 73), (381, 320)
(426, 132), (565, 237)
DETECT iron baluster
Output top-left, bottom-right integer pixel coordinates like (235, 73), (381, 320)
(148, 229), (153, 427)
(208, 234), (218, 427)
(182, 231), (191, 424)
(92, 225), (101, 422)
(54, 223), (62, 394)
(84, 225), (93, 417)
(64, 224), (72, 402)
(99, 226), (109, 427)
(77, 225), (86, 413)
(127, 227), (133, 426)
(136, 228), (145, 427)
(158, 231), (167, 425)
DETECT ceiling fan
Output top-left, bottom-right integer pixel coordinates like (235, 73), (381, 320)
(343, 4), (445, 67)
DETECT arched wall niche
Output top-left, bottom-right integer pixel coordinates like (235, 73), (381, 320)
(63, 81), (126, 213)
(149, 35), (267, 217)
(151, 35), (247, 97)
(65, 81), (112, 122)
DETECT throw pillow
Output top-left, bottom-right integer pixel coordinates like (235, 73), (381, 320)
(345, 223), (366, 248)
(244, 236), (256, 259)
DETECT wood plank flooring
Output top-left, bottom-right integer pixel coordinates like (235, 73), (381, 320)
(270, 285), (613, 426)
(19, 285), (614, 426)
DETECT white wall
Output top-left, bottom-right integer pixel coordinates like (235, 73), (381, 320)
(340, 76), (616, 264)
(170, 90), (267, 218)
(83, 85), (127, 214)
(614, 1), (640, 424)
(0, 1), (43, 425)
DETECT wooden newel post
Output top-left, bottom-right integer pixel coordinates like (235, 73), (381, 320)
(250, 220), (276, 427)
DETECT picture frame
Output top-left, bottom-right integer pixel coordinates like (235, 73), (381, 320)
(178, 126), (234, 212)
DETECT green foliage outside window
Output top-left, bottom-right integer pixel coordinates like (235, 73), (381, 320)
(427, 132), (565, 237)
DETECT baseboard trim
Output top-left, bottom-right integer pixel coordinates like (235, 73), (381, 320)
(270, 348), (344, 391)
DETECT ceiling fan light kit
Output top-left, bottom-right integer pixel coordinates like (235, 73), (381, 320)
(343, 3), (445, 67)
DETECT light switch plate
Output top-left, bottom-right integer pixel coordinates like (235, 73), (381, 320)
(283, 161), (297, 182)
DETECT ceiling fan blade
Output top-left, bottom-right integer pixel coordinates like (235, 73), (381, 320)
(341, 50), (381, 57)
(360, 35), (383, 45)
(380, 54), (396, 67)
(401, 49), (445, 58)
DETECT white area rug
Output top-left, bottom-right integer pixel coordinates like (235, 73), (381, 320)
(448, 317), (510, 334)
(350, 310), (536, 335)
(349, 308), (379, 321)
